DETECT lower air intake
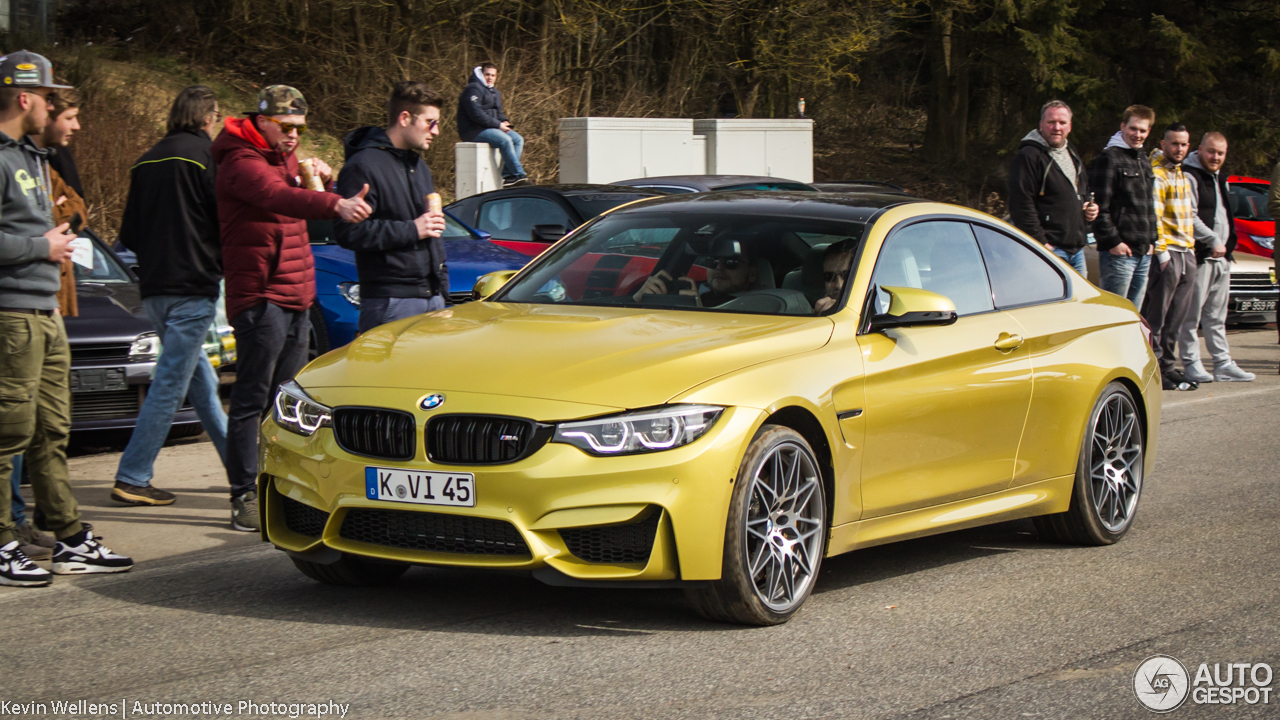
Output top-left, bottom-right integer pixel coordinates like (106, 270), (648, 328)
(281, 496), (330, 538)
(559, 510), (661, 564)
(340, 508), (530, 556)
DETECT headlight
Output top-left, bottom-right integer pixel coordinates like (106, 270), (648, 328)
(552, 404), (724, 455)
(1247, 234), (1274, 250)
(338, 282), (361, 306)
(273, 380), (332, 436)
(128, 333), (161, 362)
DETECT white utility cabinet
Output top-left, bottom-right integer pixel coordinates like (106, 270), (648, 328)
(693, 119), (813, 182)
(559, 118), (701, 184)
(455, 142), (504, 199)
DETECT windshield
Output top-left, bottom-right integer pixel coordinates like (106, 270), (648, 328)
(496, 212), (864, 316)
(565, 192), (655, 219)
(1231, 184), (1273, 221)
(74, 236), (133, 284)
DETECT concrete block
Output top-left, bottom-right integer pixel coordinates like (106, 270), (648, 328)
(455, 142), (504, 199)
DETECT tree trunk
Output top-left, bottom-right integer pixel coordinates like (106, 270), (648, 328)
(924, 8), (969, 163)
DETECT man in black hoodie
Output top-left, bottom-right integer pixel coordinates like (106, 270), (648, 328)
(1008, 100), (1099, 274)
(1089, 105), (1157, 308)
(335, 81), (448, 334)
(456, 63), (527, 187)
(112, 85), (226, 506)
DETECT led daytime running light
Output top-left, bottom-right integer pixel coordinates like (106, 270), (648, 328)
(553, 405), (723, 456)
(273, 380), (332, 436)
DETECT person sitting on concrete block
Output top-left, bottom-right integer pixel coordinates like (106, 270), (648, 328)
(457, 63), (528, 188)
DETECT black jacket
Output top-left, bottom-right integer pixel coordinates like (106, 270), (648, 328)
(1183, 157), (1237, 262)
(117, 130), (221, 298)
(1007, 132), (1091, 253)
(333, 126), (448, 299)
(456, 71), (508, 142)
(48, 145), (85, 201)
(1088, 141), (1157, 256)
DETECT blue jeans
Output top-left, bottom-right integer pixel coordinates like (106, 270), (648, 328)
(1051, 247), (1087, 275)
(9, 455), (24, 526)
(474, 128), (525, 178)
(1098, 252), (1152, 310)
(358, 295), (446, 335)
(115, 296), (228, 487)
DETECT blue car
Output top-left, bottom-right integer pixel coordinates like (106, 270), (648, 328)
(307, 212), (528, 356)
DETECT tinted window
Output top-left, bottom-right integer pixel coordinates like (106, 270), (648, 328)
(1230, 184), (1272, 221)
(565, 192), (656, 218)
(441, 213), (475, 241)
(478, 197), (574, 241)
(973, 224), (1067, 307)
(871, 221), (994, 316)
(496, 212), (864, 316)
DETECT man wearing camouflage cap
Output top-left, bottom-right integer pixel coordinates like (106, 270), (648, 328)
(212, 84), (372, 531)
(0, 51), (134, 586)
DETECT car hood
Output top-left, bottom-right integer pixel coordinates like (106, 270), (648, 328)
(298, 302), (834, 411)
(64, 282), (153, 345)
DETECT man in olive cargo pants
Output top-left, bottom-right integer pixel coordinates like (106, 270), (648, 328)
(0, 50), (132, 586)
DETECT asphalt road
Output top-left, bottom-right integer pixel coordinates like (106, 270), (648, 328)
(5, 329), (1278, 720)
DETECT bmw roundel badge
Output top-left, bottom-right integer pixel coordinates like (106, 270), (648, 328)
(420, 394), (446, 410)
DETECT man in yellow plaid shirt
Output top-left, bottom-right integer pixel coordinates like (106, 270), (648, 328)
(1142, 122), (1199, 390)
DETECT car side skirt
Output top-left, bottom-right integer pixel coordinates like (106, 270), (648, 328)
(827, 473), (1074, 556)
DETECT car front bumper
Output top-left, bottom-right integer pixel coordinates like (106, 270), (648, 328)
(259, 388), (762, 583)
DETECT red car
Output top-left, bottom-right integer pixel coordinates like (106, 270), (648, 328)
(1228, 175), (1275, 258)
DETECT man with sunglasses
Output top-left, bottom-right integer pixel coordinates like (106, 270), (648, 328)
(634, 246), (761, 307)
(0, 51), (134, 586)
(335, 81), (449, 333)
(213, 85), (372, 531)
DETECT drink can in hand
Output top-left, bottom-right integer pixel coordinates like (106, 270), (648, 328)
(427, 193), (442, 215)
(299, 158), (325, 192)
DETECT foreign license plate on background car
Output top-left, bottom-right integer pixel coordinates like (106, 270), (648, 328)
(365, 467), (475, 507)
(1237, 300), (1276, 311)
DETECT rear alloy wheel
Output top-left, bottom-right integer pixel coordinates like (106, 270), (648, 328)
(291, 553), (409, 586)
(686, 425), (827, 625)
(1034, 381), (1144, 545)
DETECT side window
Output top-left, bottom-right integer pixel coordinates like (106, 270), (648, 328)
(477, 197), (574, 241)
(871, 220), (994, 316)
(972, 224), (1067, 308)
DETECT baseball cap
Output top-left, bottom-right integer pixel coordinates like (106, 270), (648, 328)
(257, 85), (308, 116)
(0, 50), (71, 90)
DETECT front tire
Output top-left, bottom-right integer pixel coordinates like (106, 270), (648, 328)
(686, 425), (827, 625)
(291, 553), (409, 586)
(1034, 381), (1144, 545)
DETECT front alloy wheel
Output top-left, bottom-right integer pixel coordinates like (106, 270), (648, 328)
(686, 425), (827, 625)
(1035, 381), (1144, 545)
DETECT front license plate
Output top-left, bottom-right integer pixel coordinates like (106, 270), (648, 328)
(1236, 300), (1276, 312)
(365, 467), (475, 508)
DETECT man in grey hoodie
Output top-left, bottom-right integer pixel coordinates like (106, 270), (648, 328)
(1178, 132), (1254, 383)
(0, 51), (133, 587)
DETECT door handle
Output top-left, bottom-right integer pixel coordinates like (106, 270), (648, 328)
(994, 332), (1023, 352)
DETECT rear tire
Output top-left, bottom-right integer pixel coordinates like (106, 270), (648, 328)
(291, 553), (409, 586)
(1034, 381), (1144, 545)
(686, 425), (827, 626)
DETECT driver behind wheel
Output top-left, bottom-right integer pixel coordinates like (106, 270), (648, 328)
(634, 246), (759, 307)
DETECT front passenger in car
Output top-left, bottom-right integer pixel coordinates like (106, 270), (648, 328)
(814, 239), (857, 313)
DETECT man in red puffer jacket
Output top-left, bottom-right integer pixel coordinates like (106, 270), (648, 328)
(212, 85), (371, 532)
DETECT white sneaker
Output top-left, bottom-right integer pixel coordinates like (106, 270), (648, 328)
(51, 531), (134, 575)
(1214, 362), (1255, 382)
(0, 540), (53, 587)
(1183, 361), (1214, 383)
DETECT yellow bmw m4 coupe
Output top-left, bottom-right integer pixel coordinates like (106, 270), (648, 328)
(260, 191), (1160, 625)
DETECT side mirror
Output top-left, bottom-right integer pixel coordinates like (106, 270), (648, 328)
(868, 286), (958, 332)
(472, 270), (519, 301)
(532, 224), (568, 243)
